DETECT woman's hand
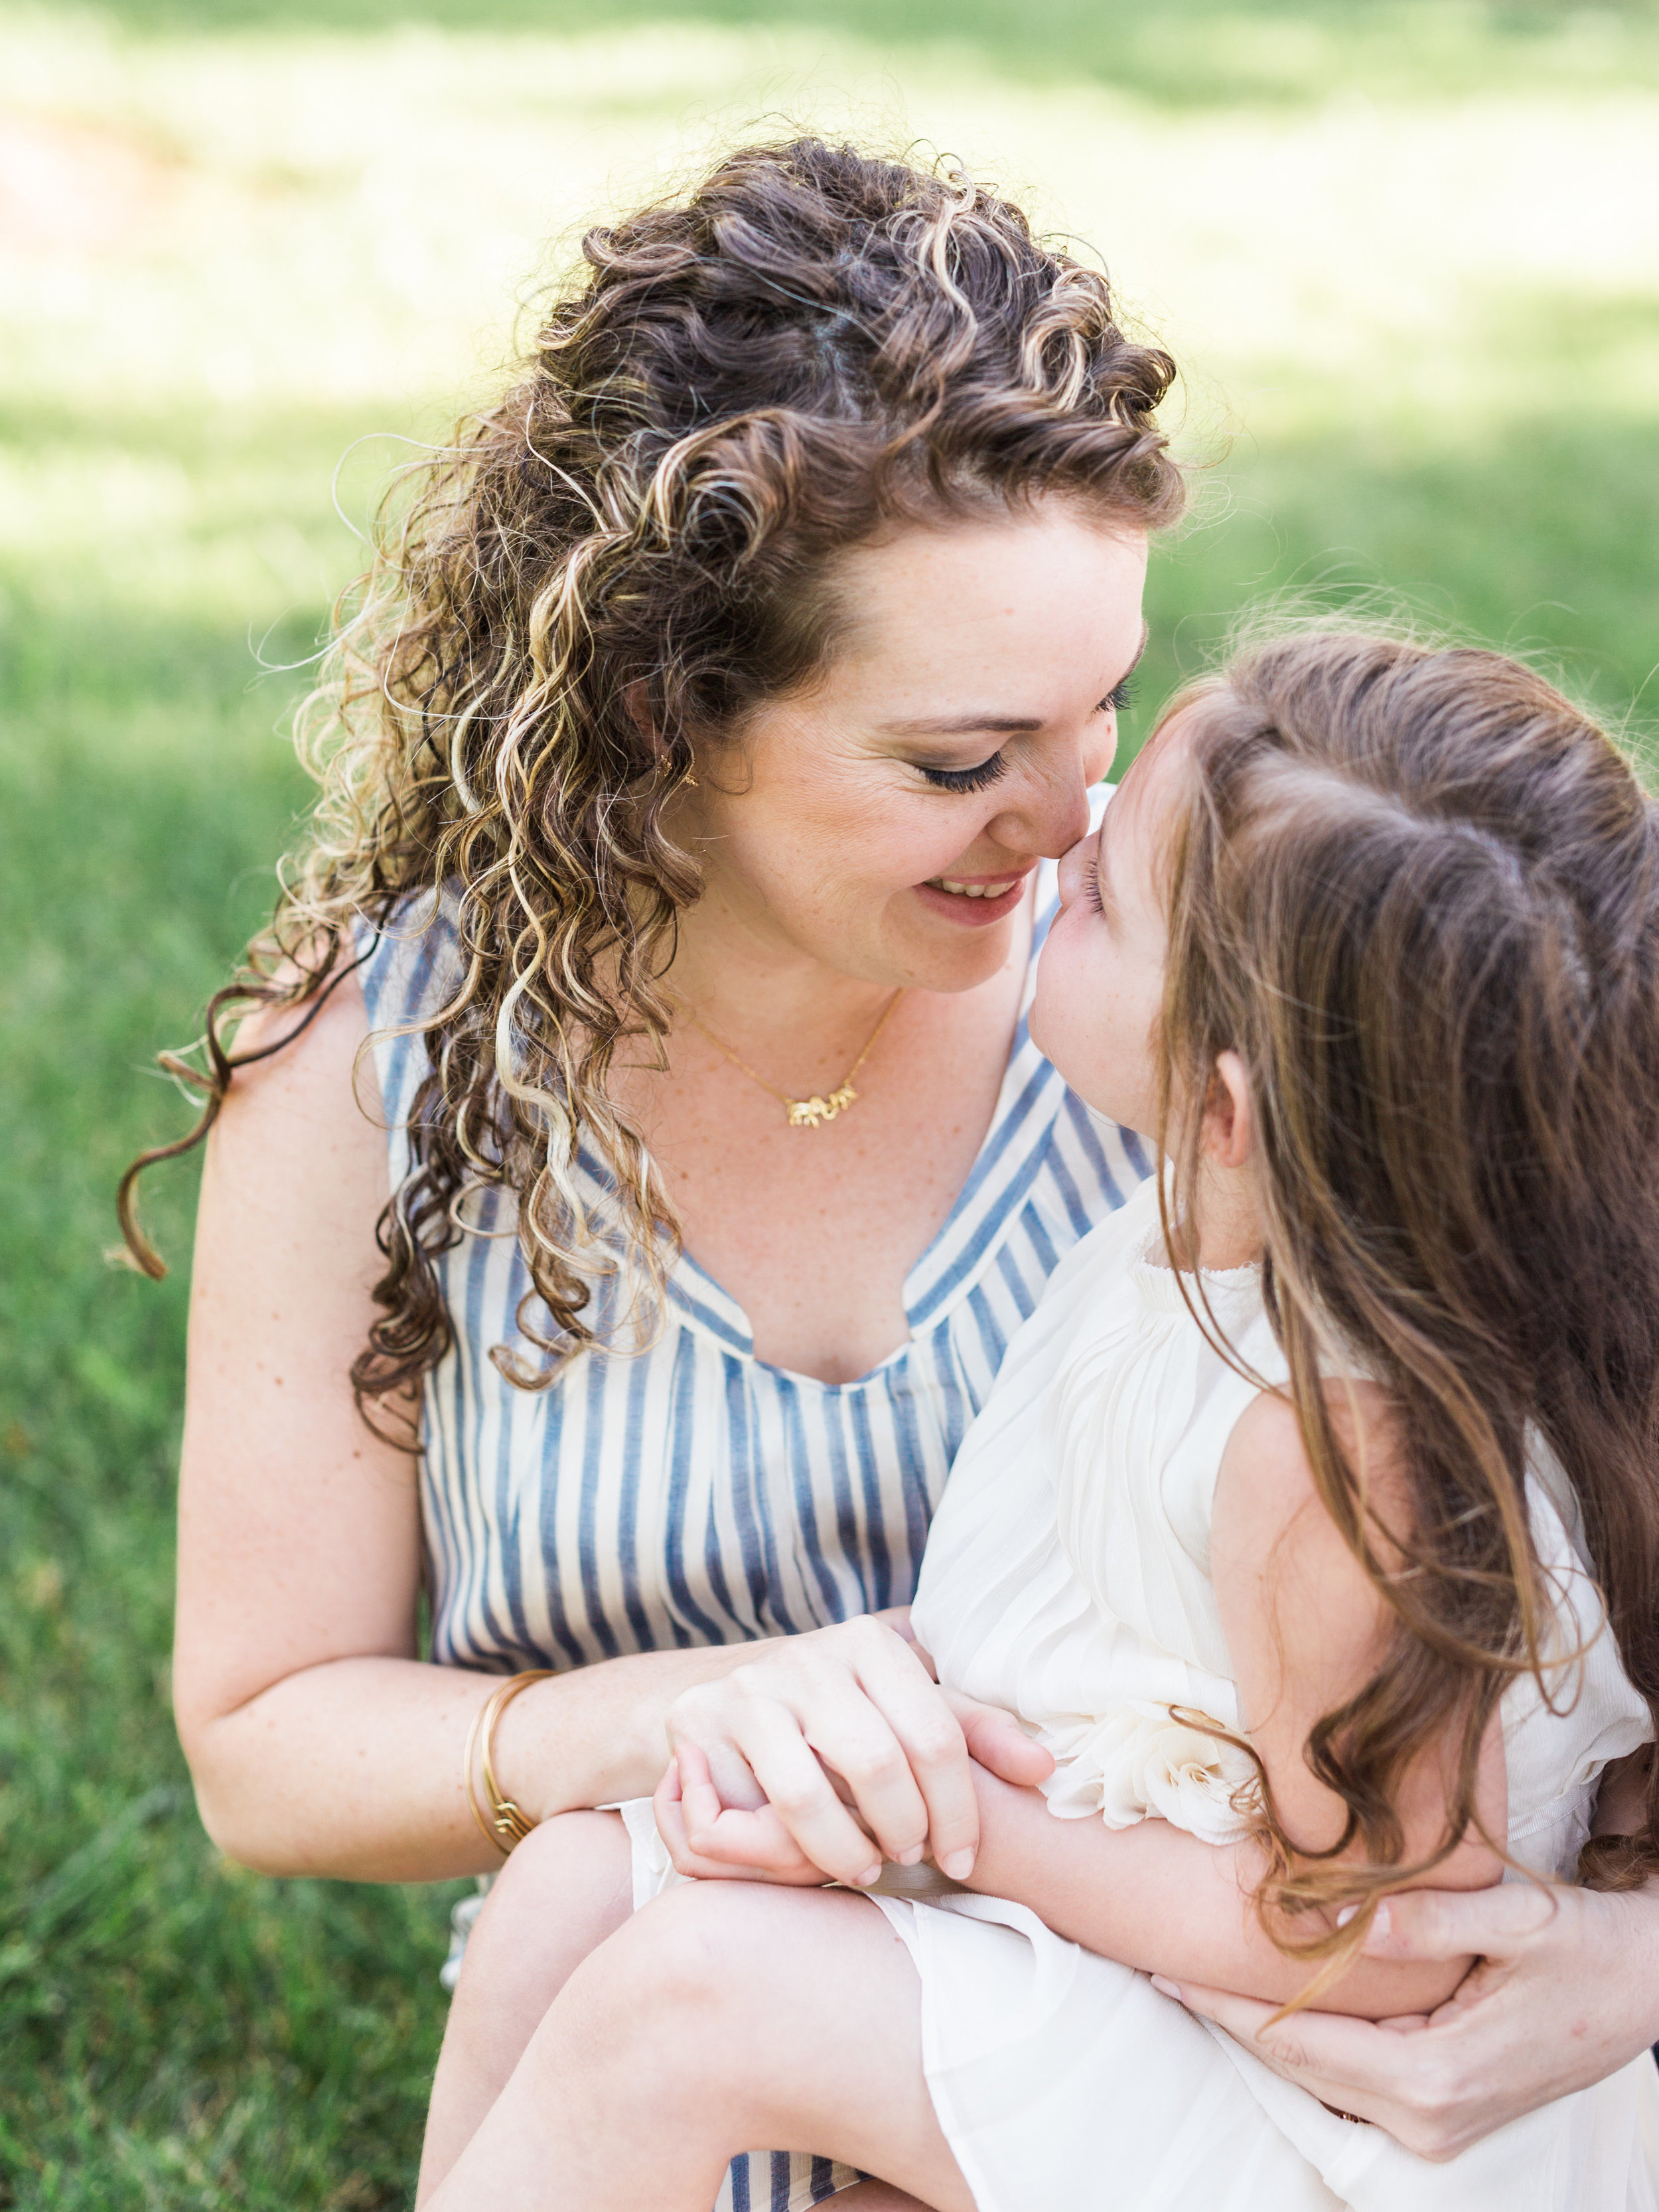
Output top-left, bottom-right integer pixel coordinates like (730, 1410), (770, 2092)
(1153, 1878), (1659, 2160)
(660, 1616), (1052, 1887)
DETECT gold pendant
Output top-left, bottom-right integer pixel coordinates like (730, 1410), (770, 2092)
(786, 1083), (857, 1128)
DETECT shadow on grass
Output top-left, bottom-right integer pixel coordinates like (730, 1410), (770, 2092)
(2, 393), (1656, 2205)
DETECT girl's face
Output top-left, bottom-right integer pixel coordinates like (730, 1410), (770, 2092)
(672, 504), (1149, 992)
(1030, 713), (1192, 1138)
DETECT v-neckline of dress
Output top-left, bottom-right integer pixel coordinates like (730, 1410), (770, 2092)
(608, 869), (1077, 1388)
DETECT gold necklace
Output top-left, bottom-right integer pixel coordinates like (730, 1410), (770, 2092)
(687, 990), (906, 1128)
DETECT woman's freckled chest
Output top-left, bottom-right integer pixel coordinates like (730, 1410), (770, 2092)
(628, 977), (1022, 1385)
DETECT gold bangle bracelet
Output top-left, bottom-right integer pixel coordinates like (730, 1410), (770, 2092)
(463, 1668), (556, 1854)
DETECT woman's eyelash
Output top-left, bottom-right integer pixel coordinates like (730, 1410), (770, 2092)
(1103, 674), (1137, 713)
(918, 751), (1010, 794)
(1084, 860), (1105, 914)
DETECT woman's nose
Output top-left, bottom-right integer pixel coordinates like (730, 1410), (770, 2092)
(987, 753), (1096, 861)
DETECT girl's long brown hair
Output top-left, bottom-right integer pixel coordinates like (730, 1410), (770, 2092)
(1157, 631), (1659, 1967)
(119, 136), (1184, 1414)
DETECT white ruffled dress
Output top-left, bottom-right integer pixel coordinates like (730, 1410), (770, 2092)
(857, 1177), (1659, 2212)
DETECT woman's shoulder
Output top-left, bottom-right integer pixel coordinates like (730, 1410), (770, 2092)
(346, 887), (476, 1181)
(354, 885), (465, 1035)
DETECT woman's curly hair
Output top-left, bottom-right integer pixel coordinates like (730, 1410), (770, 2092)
(121, 135), (1186, 1416)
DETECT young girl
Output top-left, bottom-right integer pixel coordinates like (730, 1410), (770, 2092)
(421, 629), (1659, 2212)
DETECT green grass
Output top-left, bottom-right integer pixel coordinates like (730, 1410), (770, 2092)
(2, 1), (1657, 2203)
(81, 0), (1659, 106)
(1, 579), (474, 2207)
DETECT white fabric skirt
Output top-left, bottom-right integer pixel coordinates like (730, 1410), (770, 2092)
(866, 1881), (1659, 2212)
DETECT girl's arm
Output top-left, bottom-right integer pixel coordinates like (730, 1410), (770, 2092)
(173, 973), (1027, 1883)
(960, 1383), (1506, 2021)
(960, 1768), (1488, 2020)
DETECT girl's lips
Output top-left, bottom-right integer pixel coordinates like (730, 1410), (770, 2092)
(912, 867), (1035, 928)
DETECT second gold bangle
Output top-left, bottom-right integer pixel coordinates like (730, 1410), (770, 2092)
(463, 1668), (555, 1854)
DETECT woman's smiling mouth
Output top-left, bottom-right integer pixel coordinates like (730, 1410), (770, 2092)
(914, 865), (1035, 925)
(926, 874), (1023, 899)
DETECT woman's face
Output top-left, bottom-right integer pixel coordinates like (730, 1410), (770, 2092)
(676, 504), (1149, 993)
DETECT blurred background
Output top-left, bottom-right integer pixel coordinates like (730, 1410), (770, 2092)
(3, 1), (1656, 2202)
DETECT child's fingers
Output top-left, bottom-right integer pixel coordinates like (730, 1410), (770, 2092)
(660, 1747), (828, 1881)
(674, 1741), (778, 1862)
(693, 1806), (820, 1878)
(652, 1761), (691, 1856)
(658, 1772), (830, 1887)
(677, 1743), (746, 1850)
(684, 1789), (810, 1872)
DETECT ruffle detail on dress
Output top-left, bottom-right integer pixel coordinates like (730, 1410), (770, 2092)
(1037, 1698), (1262, 1844)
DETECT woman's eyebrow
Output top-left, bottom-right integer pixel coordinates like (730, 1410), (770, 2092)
(881, 623), (1151, 739)
(881, 711), (1044, 737)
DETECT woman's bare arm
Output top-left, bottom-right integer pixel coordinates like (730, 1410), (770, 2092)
(172, 972), (753, 1881)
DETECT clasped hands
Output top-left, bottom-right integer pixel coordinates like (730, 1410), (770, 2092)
(654, 1608), (1048, 1890)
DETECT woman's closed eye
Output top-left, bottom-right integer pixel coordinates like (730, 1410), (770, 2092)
(916, 686), (1133, 795)
(917, 751), (1010, 794)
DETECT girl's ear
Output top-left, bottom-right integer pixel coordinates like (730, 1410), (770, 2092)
(1203, 1049), (1254, 1172)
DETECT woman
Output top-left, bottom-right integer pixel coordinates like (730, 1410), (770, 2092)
(124, 139), (1659, 2210)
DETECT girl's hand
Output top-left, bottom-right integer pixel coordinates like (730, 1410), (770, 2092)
(1153, 1879), (1659, 2161)
(660, 1617), (1051, 1888)
(652, 1744), (833, 1885)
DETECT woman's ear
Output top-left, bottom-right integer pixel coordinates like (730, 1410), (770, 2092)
(625, 679), (699, 786)
(1202, 1049), (1254, 1172)
(623, 679), (655, 745)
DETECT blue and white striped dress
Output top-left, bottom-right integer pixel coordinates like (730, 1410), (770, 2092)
(358, 849), (1147, 2210)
